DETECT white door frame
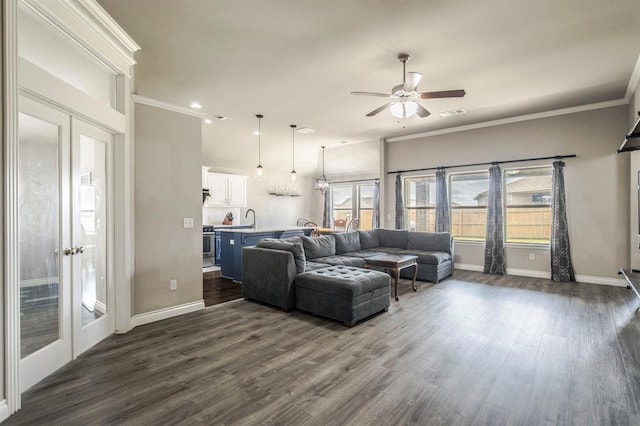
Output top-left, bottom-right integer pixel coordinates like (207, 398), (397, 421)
(3, 0), (138, 417)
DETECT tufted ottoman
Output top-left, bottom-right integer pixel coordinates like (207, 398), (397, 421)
(295, 266), (391, 326)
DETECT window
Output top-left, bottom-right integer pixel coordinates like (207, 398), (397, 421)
(449, 171), (489, 241)
(404, 176), (436, 232)
(331, 182), (376, 230)
(504, 167), (552, 244)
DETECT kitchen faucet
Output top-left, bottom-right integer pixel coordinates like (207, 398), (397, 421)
(245, 208), (256, 229)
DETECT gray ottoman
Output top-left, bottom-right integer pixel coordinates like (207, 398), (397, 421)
(295, 266), (391, 326)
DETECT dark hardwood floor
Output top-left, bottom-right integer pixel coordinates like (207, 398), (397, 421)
(203, 270), (242, 307)
(7, 271), (640, 425)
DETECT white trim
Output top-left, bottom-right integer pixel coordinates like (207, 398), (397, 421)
(505, 268), (550, 279)
(625, 53), (640, 103)
(19, 58), (126, 134)
(133, 95), (207, 118)
(130, 300), (205, 329)
(0, 400), (10, 423)
(386, 99), (627, 143)
(454, 264), (626, 287)
(20, 0), (138, 76)
(575, 275), (627, 287)
(455, 263), (484, 272)
(5, 0), (21, 414)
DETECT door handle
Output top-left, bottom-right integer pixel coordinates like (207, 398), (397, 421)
(64, 247), (76, 256)
(76, 246), (84, 254)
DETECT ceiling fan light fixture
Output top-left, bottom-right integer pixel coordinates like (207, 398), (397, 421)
(254, 114), (265, 182)
(390, 100), (418, 119)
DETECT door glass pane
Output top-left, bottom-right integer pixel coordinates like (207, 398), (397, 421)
(19, 113), (60, 358)
(79, 135), (108, 325)
(332, 186), (352, 230)
(358, 184), (374, 230)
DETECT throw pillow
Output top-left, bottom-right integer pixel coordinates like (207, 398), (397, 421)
(302, 235), (336, 259)
(256, 238), (306, 273)
(334, 231), (361, 254)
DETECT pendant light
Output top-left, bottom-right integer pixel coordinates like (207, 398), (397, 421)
(315, 145), (329, 194)
(254, 114), (265, 181)
(290, 124), (297, 183)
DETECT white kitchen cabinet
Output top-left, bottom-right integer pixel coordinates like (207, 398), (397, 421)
(205, 173), (247, 207)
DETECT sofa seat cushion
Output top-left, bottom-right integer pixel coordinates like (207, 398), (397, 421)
(342, 250), (385, 259)
(375, 247), (407, 254)
(334, 231), (362, 254)
(312, 255), (365, 268)
(305, 261), (332, 271)
(302, 235), (336, 259)
(296, 266), (390, 298)
(401, 250), (452, 265)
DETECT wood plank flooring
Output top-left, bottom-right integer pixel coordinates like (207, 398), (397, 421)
(7, 271), (640, 425)
(203, 270), (243, 307)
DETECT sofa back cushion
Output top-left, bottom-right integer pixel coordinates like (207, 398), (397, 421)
(358, 229), (379, 250)
(334, 231), (361, 254)
(302, 235), (336, 259)
(378, 229), (409, 249)
(256, 238), (306, 273)
(408, 231), (451, 254)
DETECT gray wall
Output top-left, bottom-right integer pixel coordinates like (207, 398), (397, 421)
(385, 105), (629, 281)
(134, 103), (202, 314)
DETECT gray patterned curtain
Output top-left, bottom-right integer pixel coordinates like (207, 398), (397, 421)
(395, 174), (404, 229)
(372, 180), (380, 229)
(435, 168), (450, 233)
(322, 190), (331, 228)
(484, 165), (506, 275)
(551, 160), (575, 282)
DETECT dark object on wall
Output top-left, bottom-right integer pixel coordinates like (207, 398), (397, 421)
(618, 111), (640, 153)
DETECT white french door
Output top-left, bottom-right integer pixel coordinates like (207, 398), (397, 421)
(18, 97), (115, 392)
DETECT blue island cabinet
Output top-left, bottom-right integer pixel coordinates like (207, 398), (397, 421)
(219, 227), (314, 282)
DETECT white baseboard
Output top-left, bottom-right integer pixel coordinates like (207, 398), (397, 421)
(130, 300), (205, 328)
(454, 264), (626, 287)
(0, 399), (10, 423)
(575, 275), (627, 287)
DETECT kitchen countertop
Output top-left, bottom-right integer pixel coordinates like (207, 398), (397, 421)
(215, 226), (314, 234)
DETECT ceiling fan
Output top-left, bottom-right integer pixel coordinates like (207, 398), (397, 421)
(351, 53), (466, 119)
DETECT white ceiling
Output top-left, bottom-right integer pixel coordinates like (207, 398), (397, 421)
(98, 0), (640, 176)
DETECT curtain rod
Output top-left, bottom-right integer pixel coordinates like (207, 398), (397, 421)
(330, 178), (380, 184)
(387, 154), (577, 175)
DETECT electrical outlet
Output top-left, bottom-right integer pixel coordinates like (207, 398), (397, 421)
(170, 279), (177, 290)
(230, 239), (234, 245)
(529, 252), (535, 261)
(183, 217), (194, 228)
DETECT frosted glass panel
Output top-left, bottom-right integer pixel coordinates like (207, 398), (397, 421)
(19, 112), (61, 358)
(18, 9), (115, 107)
(79, 135), (108, 325)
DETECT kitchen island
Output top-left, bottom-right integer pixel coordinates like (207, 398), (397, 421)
(218, 226), (314, 282)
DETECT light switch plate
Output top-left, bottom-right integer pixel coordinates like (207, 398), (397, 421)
(183, 217), (194, 228)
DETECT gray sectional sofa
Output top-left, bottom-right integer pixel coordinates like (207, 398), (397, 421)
(241, 229), (454, 326)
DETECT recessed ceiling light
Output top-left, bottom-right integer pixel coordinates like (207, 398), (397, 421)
(439, 109), (466, 117)
(204, 118), (213, 125)
(296, 127), (315, 134)
(253, 131), (260, 135)
(190, 102), (202, 109)
(337, 140), (347, 145)
(214, 115), (233, 121)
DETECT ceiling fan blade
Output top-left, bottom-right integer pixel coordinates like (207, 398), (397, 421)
(420, 89), (466, 99)
(351, 91), (391, 97)
(415, 103), (431, 118)
(366, 103), (393, 117)
(403, 72), (422, 92)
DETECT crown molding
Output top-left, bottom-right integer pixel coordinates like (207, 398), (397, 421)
(386, 99), (628, 143)
(625, 53), (640, 103)
(73, 0), (140, 54)
(133, 94), (207, 118)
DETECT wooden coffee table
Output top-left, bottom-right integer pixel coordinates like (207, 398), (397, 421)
(365, 254), (418, 301)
